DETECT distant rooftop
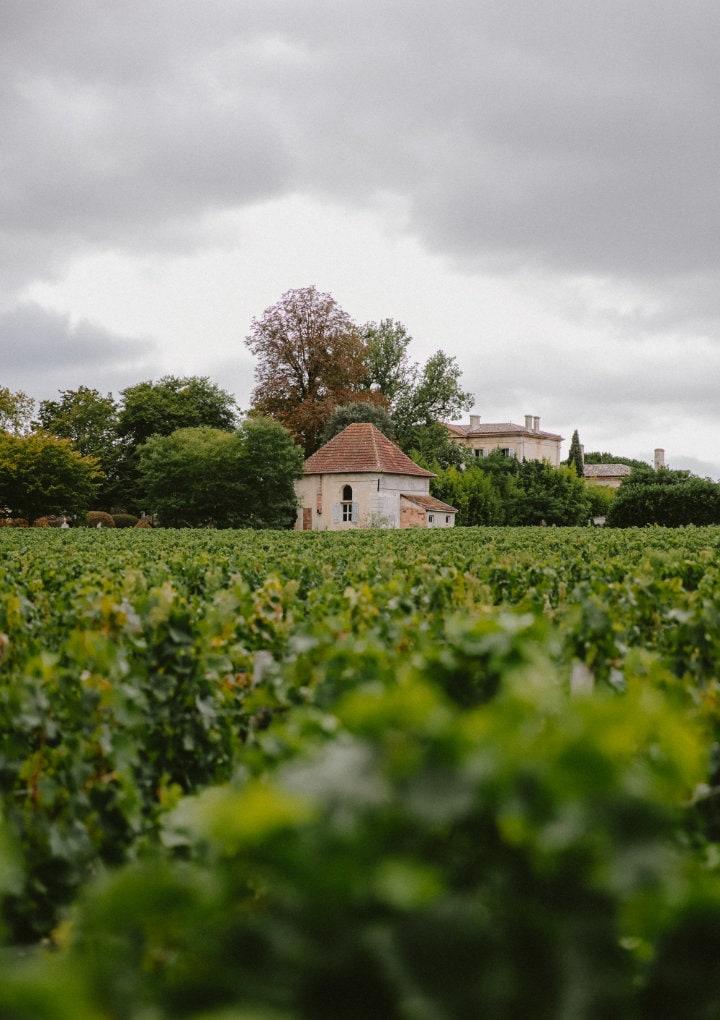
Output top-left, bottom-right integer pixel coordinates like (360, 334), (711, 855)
(447, 415), (563, 441)
(583, 464), (632, 478)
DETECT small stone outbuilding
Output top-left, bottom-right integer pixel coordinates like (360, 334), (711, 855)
(294, 423), (457, 531)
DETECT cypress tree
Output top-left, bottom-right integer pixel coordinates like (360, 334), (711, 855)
(567, 429), (584, 477)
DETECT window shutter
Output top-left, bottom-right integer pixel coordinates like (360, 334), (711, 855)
(351, 501), (359, 523)
(332, 503), (340, 523)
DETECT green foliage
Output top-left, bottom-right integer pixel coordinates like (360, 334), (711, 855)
(584, 451), (651, 470)
(361, 317), (416, 404)
(137, 419), (303, 529)
(118, 376), (239, 449)
(0, 432), (101, 523)
(393, 350), (473, 451)
(585, 481), (616, 519)
(0, 387), (35, 437)
(608, 467), (720, 527)
(407, 421), (469, 469)
(85, 511), (116, 528)
(111, 513), (139, 528)
(237, 417), (305, 529)
(36, 387), (122, 509)
(431, 464), (505, 524)
(431, 456), (591, 526)
(566, 428), (584, 476)
(320, 401), (396, 445)
(2, 528), (720, 1013)
(138, 427), (245, 528)
(246, 286), (368, 454)
(507, 461), (592, 526)
(36, 387), (119, 463)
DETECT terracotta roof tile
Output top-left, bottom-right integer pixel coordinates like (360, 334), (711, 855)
(401, 493), (457, 512)
(304, 423), (434, 477)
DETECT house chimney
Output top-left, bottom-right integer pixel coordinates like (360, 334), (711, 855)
(654, 448), (665, 470)
(469, 414), (481, 430)
(533, 416), (540, 431)
(524, 414), (533, 430)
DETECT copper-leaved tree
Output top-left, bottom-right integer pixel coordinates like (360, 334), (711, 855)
(245, 286), (372, 454)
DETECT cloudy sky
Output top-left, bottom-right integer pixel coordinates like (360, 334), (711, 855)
(3, 1), (720, 476)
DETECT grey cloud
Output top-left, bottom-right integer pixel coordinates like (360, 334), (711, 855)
(4, 0), (720, 301)
(0, 302), (158, 399)
(460, 329), (720, 466)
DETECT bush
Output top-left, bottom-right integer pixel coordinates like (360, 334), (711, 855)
(585, 483), (615, 519)
(608, 469), (720, 527)
(32, 517), (50, 527)
(134, 517), (152, 528)
(85, 511), (116, 528)
(112, 513), (139, 528)
(0, 518), (28, 527)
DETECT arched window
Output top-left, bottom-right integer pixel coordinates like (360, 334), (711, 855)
(341, 485), (353, 522)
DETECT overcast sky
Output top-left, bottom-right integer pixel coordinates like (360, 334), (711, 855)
(3, 0), (720, 477)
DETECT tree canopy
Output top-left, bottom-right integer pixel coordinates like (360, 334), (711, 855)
(431, 454), (591, 526)
(361, 318), (416, 404)
(320, 401), (396, 445)
(37, 387), (123, 508)
(566, 429), (584, 477)
(118, 376), (239, 449)
(607, 466), (720, 527)
(0, 432), (101, 523)
(392, 350), (473, 451)
(360, 320), (474, 454)
(137, 419), (303, 529)
(246, 286), (372, 454)
(37, 386), (119, 461)
(583, 451), (650, 470)
(0, 387), (35, 436)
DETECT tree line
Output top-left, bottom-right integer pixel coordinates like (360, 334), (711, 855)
(0, 286), (476, 527)
(5, 283), (717, 528)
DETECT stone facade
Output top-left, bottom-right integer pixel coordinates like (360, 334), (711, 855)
(583, 463), (632, 488)
(294, 423), (457, 531)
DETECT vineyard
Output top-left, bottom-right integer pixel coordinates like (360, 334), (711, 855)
(2, 526), (720, 1017)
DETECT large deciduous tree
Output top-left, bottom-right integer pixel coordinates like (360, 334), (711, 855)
(361, 318), (416, 404)
(392, 350), (474, 453)
(0, 432), (101, 523)
(137, 419), (303, 529)
(118, 376), (239, 449)
(117, 375), (240, 511)
(37, 387), (119, 461)
(360, 321), (474, 455)
(245, 286), (371, 454)
(36, 387), (122, 508)
(0, 387), (35, 436)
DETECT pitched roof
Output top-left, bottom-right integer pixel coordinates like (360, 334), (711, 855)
(304, 423), (434, 477)
(448, 421), (563, 440)
(401, 493), (457, 513)
(583, 463), (632, 478)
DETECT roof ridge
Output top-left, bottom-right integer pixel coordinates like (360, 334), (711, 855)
(303, 422), (434, 477)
